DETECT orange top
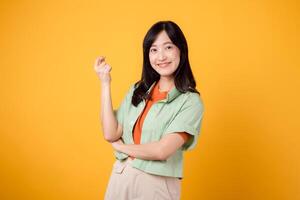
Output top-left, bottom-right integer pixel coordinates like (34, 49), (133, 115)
(130, 82), (190, 160)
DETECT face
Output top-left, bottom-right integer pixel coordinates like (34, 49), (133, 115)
(149, 30), (180, 79)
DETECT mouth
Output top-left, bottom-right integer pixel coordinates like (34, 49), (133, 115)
(157, 62), (172, 67)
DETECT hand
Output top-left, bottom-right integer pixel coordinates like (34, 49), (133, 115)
(111, 139), (124, 151)
(94, 56), (112, 83)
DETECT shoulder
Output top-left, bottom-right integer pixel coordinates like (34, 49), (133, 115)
(180, 91), (204, 110)
(124, 83), (136, 96)
(128, 82), (140, 94)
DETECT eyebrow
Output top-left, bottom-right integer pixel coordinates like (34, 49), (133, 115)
(151, 41), (173, 47)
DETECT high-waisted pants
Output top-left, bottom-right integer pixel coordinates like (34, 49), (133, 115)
(104, 158), (181, 200)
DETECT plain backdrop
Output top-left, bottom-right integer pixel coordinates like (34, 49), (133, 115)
(0, 0), (299, 199)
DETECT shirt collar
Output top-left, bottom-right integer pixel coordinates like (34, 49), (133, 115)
(146, 81), (181, 103)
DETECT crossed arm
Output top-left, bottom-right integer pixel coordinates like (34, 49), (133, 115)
(111, 132), (190, 161)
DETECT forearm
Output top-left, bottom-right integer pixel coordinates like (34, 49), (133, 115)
(118, 141), (162, 161)
(115, 133), (187, 161)
(100, 83), (119, 142)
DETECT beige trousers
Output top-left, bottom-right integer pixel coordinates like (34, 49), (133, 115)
(104, 158), (181, 200)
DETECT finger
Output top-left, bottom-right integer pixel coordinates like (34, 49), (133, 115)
(94, 61), (102, 72)
(98, 56), (105, 65)
(94, 62), (105, 72)
(94, 57), (101, 67)
(104, 64), (111, 73)
(95, 56), (106, 67)
(95, 61), (107, 71)
(94, 66), (102, 73)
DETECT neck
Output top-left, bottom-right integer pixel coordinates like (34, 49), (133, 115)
(158, 76), (175, 92)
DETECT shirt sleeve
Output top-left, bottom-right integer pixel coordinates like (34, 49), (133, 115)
(163, 94), (204, 151)
(113, 84), (135, 126)
(177, 132), (191, 143)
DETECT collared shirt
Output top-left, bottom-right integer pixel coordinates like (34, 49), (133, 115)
(130, 81), (190, 160)
(113, 81), (204, 178)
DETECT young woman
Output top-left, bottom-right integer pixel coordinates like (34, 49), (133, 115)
(94, 21), (204, 200)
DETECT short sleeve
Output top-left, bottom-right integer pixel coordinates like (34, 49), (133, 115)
(163, 94), (204, 151)
(113, 84), (135, 126)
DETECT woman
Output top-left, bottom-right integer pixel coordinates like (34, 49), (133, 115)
(94, 21), (204, 200)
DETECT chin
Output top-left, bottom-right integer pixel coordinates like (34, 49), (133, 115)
(152, 66), (177, 76)
(157, 72), (176, 77)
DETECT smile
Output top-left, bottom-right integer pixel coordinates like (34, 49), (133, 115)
(157, 62), (171, 67)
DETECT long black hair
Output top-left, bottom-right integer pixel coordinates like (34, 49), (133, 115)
(132, 20), (200, 107)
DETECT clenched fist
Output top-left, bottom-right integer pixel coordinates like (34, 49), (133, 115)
(94, 56), (112, 83)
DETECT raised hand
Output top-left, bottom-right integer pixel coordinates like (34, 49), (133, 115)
(94, 56), (112, 84)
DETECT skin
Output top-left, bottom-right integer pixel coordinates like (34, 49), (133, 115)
(94, 56), (123, 142)
(149, 30), (181, 92)
(94, 30), (189, 161)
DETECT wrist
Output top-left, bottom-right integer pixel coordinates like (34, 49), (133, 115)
(117, 143), (124, 152)
(101, 83), (111, 91)
(112, 141), (123, 152)
(101, 82), (110, 87)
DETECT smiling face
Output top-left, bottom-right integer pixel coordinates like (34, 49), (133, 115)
(149, 30), (181, 79)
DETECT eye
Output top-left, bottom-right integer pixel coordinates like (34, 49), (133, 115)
(150, 48), (157, 53)
(166, 45), (173, 49)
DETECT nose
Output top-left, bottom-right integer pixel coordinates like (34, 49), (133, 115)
(157, 50), (167, 61)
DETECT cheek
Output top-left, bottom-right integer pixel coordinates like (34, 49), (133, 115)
(149, 55), (155, 66)
(173, 51), (180, 64)
(171, 48), (180, 58)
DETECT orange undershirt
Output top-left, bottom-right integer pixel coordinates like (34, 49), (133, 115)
(130, 82), (190, 160)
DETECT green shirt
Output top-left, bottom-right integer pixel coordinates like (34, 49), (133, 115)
(113, 81), (204, 178)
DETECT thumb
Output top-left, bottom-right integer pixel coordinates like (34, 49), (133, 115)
(104, 64), (112, 72)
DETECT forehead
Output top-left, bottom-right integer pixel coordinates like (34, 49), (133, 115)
(151, 31), (173, 46)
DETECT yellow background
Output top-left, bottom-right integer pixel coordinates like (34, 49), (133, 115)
(1, 0), (299, 199)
